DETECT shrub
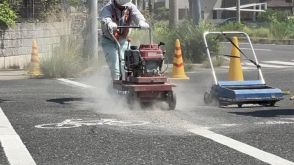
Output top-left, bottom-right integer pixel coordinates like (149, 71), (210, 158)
(257, 9), (288, 23)
(41, 36), (83, 78)
(270, 22), (292, 39)
(153, 20), (219, 63)
(243, 26), (270, 39)
(218, 22), (245, 31)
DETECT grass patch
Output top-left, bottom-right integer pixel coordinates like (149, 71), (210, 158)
(41, 36), (84, 78)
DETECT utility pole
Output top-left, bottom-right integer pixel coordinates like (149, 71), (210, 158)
(190, 0), (201, 25)
(236, 0), (241, 23)
(292, 0), (294, 15)
(169, 0), (178, 27)
(88, 0), (98, 60)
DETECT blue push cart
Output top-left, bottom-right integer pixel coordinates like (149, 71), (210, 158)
(203, 31), (284, 108)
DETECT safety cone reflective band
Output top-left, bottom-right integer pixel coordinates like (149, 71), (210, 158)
(228, 36), (243, 81)
(28, 39), (43, 77)
(172, 39), (189, 80)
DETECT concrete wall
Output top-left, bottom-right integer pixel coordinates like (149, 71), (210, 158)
(0, 22), (71, 69)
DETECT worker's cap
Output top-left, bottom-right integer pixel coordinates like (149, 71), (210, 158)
(115, 0), (132, 6)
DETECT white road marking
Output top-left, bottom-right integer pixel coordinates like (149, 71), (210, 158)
(240, 47), (272, 52)
(221, 59), (294, 69)
(188, 127), (294, 165)
(58, 79), (294, 164)
(221, 65), (255, 70)
(244, 62), (292, 68)
(283, 118), (294, 121)
(0, 107), (36, 165)
(263, 61), (294, 66)
(35, 119), (149, 129)
(58, 78), (95, 89)
(255, 121), (294, 125)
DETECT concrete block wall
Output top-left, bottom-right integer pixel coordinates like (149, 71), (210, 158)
(0, 22), (71, 69)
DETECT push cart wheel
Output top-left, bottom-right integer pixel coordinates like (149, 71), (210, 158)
(269, 101), (276, 107)
(204, 92), (212, 105)
(167, 91), (176, 110)
(260, 101), (276, 107)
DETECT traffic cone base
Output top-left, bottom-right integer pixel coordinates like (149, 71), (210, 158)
(28, 39), (43, 78)
(171, 39), (189, 80)
(28, 63), (43, 77)
(228, 37), (243, 81)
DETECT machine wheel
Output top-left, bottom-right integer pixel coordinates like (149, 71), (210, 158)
(127, 92), (136, 109)
(167, 91), (176, 110)
(204, 92), (212, 105)
(140, 102), (153, 109)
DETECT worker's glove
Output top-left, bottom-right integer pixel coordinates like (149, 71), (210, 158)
(107, 22), (118, 33)
(139, 21), (149, 29)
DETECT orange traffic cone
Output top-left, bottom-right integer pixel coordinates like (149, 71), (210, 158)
(228, 37), (243, 81)
(28, 39), (43, 77)
(172, 39), (189, 80)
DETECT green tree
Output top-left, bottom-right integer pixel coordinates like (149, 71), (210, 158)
(0, 0), (17, 29)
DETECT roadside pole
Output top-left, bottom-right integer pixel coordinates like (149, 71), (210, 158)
(191, 0), (201, 25)
(236, 0), (241, 23)
(169, 0), (178, 27)
(88, 0), (98, 62)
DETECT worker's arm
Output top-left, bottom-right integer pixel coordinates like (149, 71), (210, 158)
(99, 4), (117, 34)
(129, 4), (149, 29)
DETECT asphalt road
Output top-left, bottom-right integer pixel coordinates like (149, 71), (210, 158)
(0, 43), (294, 165)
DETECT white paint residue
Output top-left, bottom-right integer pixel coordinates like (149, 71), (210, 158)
(188, 127), (294, 165)
(0, 107), (36, 165)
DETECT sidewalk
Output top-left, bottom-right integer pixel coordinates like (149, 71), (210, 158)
(0, 70), (29, 80)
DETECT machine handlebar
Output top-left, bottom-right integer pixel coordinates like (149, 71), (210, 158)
(117, 26), (142, 29)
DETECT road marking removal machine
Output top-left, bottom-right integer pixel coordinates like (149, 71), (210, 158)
(203, 31), (284, 108)
(111, 26), (176, 110)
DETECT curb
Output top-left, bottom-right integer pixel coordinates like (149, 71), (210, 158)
(252, 38), (294, 45)
(0, 70), (29, 80)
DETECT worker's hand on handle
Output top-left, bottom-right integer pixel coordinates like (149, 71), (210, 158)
(107, 22), (118, 34)
(139, 21), (150, 29)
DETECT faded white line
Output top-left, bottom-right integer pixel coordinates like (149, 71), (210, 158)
(58, 78), (95, 89)
(221, 65), (255, 70)
(255, 121), (294, 125)
(263, 61), (294, 66)
(0, 107), (36, 165)
(244, 62), (292, 68)
(188, 127), (294, 165)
